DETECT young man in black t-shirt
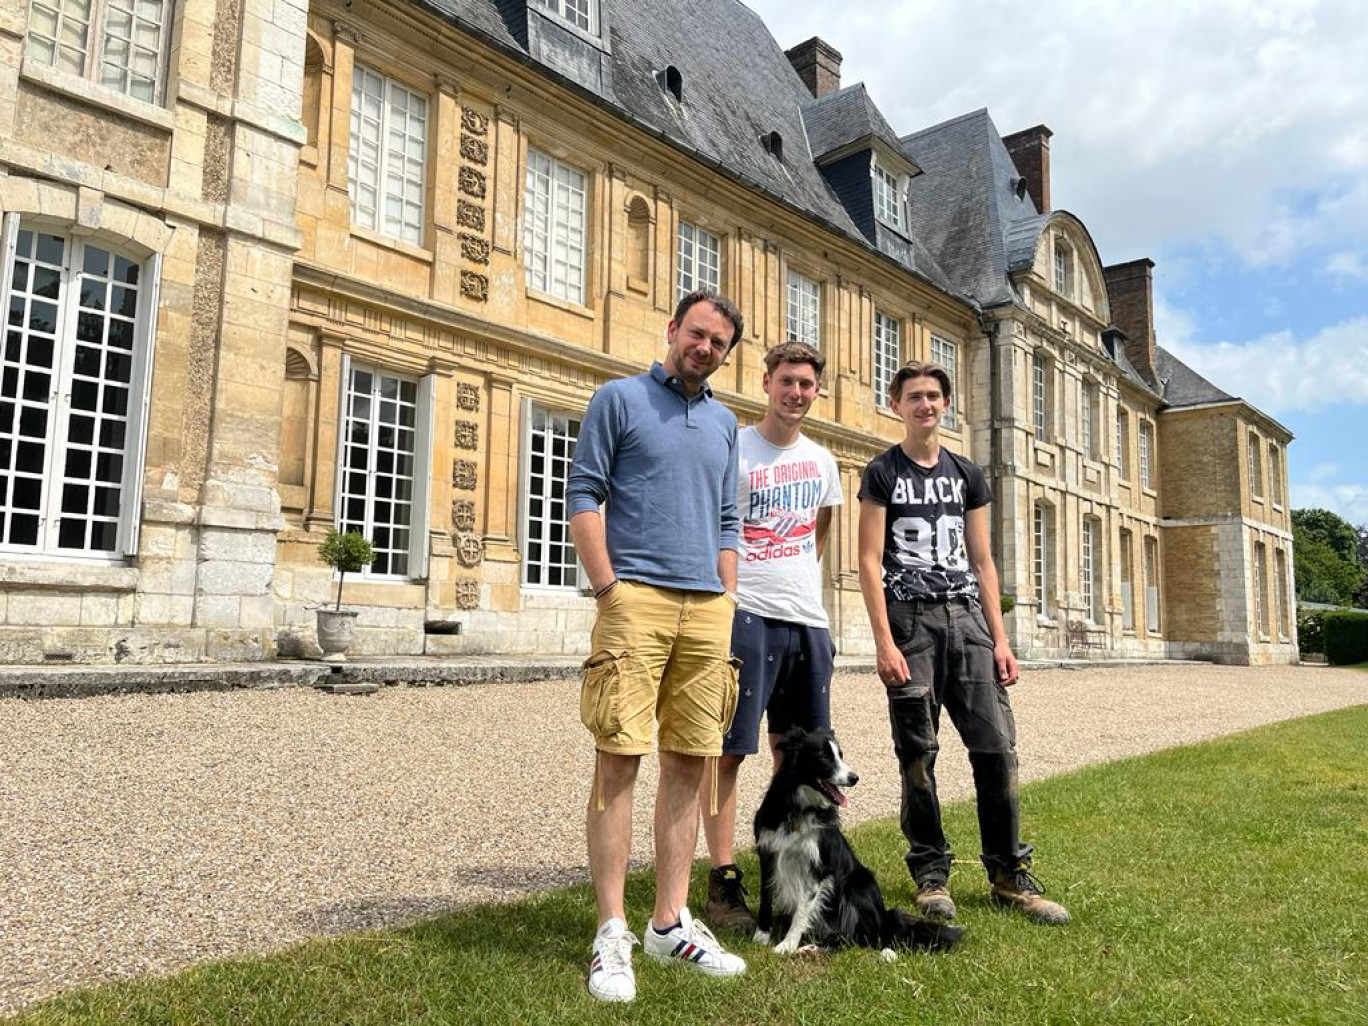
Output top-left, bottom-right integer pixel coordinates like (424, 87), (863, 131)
(857, 362), (1069, 926)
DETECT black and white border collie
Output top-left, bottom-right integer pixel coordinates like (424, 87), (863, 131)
(752, 727), (963, 956)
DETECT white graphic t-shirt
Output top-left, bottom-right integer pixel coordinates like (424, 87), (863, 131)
(735, 427), (843, 627)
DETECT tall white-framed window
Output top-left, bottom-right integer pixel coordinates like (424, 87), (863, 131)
(533, 0), (598, 35)
(1144, 535), (1161, 633)
(786, 270), (821, 348)
(930, 334), (959, 430)
(873, 311), (901, 411)
(872, 161), (904, 231)
(1053, 238), (1073, 297)
(1253, 541), (1268, 637)
(1082, 517), (1102, 624)
(335, 360), (434, 580)
(26, 0), (172, 103)
(1033, 502), (1053, 619)
(521, 403), (582, 589)
(0, 218), (158, 559)
(349, 63), (428, 246)
(1268, 444), (1283, 506)
(1032, 353), (1049, 440)
(1139, 422), (1153, 489)
(1247, 431), (1263, 497)
(1116, 408), (1130, 479)
(1119, 528), (1135, 631)
(1274, 547), (1290, 638)
(524, 148), (588, 305)
(1081, 382), (1101, 460)
(677, 221), (720, 299)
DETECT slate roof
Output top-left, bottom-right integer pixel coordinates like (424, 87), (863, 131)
(901, 109), (1037, 308)
(801, 83), (912, 167)
(1154, 345), (1236, 407)
(409, 0), (958, 295)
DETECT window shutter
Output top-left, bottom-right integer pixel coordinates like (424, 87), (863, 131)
(517, 397), (533, 586)
(332, 352), (351, 524)
(119, 251), (162, 557)
(407, 372), (436, 579)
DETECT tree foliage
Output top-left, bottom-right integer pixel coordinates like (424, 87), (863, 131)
(318, 529), (375, 611)
(1292, 508), (1365, 607)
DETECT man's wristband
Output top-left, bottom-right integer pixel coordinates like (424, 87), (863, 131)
(594, 580), (619, 599)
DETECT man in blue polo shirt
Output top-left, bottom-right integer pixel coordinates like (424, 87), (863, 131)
(568, 289), (747, 1003)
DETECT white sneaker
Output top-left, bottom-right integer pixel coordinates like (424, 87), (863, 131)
(588, 918), (638, 1003)
(643, 907), (747, 977)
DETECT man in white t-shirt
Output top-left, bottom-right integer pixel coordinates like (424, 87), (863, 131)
(698, 341), (843, 934)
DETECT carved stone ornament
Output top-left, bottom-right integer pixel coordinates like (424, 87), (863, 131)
(456, 532), (485, 567)
(458, 167), (487, 199)
(455, 577), (480, 610)
(460, 134), (489, 166)
(452, 459), (478, 491)
(452, 499), (477, 532)
(457, 383), (481, 411)
(460, 271), (489, 302)
(460, 233), (491, 264)
(461, 107), (489, 137)
(457, 200), (486, 233)
(454, 420), (479, 450)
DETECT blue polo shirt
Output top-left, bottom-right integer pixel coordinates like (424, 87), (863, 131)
(567, 362), (740, 592)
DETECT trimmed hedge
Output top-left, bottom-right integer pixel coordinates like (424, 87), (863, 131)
(1323, 611), (1368, 666)
(1297, 611), (1325, 655)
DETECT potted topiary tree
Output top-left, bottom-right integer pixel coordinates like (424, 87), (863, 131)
(316, 528), (375, 661)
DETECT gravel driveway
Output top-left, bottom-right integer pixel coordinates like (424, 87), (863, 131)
(1, 663), (1363, 1013)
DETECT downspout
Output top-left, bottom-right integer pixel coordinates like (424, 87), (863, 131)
(980, 311), (1011, 641)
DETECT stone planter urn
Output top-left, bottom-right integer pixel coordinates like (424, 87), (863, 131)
(315, 529), (375, 663)
(316, 608), (359, 662)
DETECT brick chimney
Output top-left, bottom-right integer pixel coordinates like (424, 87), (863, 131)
(1002, 124), (1053, 213)
(786, 37), (842, 98)
(1104, 258), (1158, 385)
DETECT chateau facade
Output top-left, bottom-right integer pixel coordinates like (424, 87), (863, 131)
(0, 0), (1295, 666)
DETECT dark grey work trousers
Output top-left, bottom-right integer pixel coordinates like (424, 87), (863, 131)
(885, 595), (1033, 884)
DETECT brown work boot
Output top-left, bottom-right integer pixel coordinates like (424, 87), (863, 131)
(990, 864), (1071, 924)
(705, 864), (757, 935)
(913, 880), (957, 920)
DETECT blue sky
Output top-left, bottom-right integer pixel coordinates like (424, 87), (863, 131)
(745, 0), (1368, 526)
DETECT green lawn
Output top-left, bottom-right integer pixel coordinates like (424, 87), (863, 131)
(10, 706), (1367, 1026)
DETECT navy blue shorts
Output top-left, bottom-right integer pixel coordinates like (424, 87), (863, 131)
(723, 609), (834, 757)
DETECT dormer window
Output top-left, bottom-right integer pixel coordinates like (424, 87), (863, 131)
(534, 0), (598, 36)
(760, 131), (784, 162)
(872, 160), (906, 231)
(658, 65), (682, 103)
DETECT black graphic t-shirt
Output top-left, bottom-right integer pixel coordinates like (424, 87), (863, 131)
(858, 445), (992, 601)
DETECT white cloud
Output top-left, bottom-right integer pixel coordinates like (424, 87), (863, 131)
(1153, 294), (1197, 347)
(1290, 480), (1368, 526)
(1308, 463), (1341, 483)
(742, 0), (1368, 266)
(1164, 315), (1368, 414)
(1327, 251), (1368, 281)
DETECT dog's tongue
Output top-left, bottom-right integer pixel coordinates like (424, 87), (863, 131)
(823, 782), (849, 808)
